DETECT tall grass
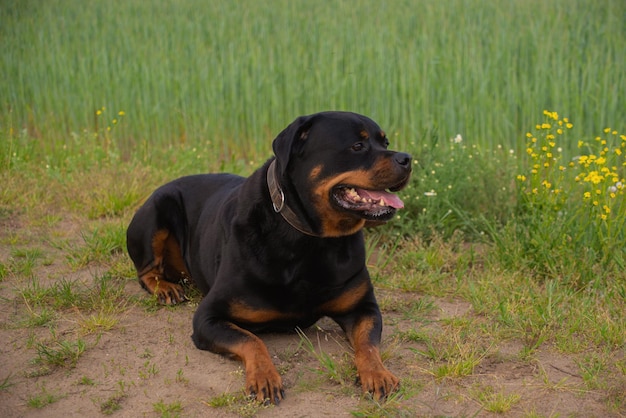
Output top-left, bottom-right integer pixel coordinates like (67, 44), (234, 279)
(1, 0), (625, 164)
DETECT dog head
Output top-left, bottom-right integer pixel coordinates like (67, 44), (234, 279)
(272, 111), (411, 237)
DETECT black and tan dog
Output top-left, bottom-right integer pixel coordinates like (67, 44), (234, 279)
(126, 111), (411, 404)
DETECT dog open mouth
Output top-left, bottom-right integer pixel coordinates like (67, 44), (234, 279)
(332, 186), (405, 220)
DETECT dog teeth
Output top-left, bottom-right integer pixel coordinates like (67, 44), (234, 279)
(346, 188), (364, 202)
(344, 187), (385, 206)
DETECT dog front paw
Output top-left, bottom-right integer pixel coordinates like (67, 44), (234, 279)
(358, 367), (400, 401)
(245, 366), (285, 405)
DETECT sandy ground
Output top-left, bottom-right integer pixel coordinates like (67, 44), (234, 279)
(1, 289), (617, 417)
(0, 218), (621, 417)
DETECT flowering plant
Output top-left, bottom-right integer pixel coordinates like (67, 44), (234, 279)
(513, 111), (625, 285)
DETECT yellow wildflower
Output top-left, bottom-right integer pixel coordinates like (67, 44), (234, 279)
(584, 171), (603, 184)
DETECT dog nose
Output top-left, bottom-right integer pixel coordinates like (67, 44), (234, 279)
(394, 152), (411, 168)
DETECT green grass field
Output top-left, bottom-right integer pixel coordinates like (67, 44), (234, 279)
(1, 0), (626, 416)
(2, 0), (625, 158)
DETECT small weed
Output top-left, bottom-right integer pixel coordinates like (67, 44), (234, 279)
(139, 292), (164, 312)
(88, 272), (127, 311)
(26, 386), (63, 408)
(470, 384), (521, 413)
(351, 387), (414, 417)
(0, 261), (8, 281)
(138, 360), (159, 379)
(0, 374), (14, 390)
(19, 277), (52, 307)
(48, 278), (83, 309)
(10, 247), (44, 277)
(576, 352), (608, 389)
(395, 328), (430, 343)
(205, 392), (265, 417)
(401, 297), (436, 320)
(412, 321), (492, 379)
(175, 368), (188, 384)
(21, 306), (56, 327)
(78, 310), (119, 334)
(100, 380), (129, 415)
(78, 376), (95, 386)
(206, 392), (238, 407)
(139, 348), (154, 359)
(67, 223), (126, 268)
(34, 338), (87, 368)
(153, 399), (183, 418)
(100, 393), (126, 415)
(296, 327), (354, 387)
(23, 366), (53, 378)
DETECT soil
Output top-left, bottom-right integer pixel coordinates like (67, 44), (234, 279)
(0, 217), (621, 417)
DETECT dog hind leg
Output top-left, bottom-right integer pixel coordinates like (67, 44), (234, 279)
(136, 229), (189, 305)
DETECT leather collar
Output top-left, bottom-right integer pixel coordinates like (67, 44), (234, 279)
(266, 160), (319, 237)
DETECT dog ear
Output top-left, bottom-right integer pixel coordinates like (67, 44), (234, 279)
(272, 114), (315, 176)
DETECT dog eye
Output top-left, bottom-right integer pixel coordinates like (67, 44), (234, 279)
(351, 142), (366, 152)
(383, 139), (390, 148)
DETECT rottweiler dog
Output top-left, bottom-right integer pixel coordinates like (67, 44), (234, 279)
(126, 111), (411, 405)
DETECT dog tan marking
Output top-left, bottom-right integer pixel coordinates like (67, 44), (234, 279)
(229, 325), (284, 404)
(162, 230), (192, 283)
(229, 300), (296, 323)
(359, 130), (369, 139)
(309, 164), (323, 182)
(310, 167), (396, 237)
(150, 229), (168, 267)
(349, 317), (399, 400)
(319, 280), (369, 314)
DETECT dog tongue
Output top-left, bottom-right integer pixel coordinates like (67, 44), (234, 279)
(357, 188), (404, 209)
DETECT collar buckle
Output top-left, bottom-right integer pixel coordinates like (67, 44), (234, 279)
(266, 160), (318, 237)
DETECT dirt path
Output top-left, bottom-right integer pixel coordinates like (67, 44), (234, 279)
(0, 216), (621, 417)
(1, 287), (615, 417)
